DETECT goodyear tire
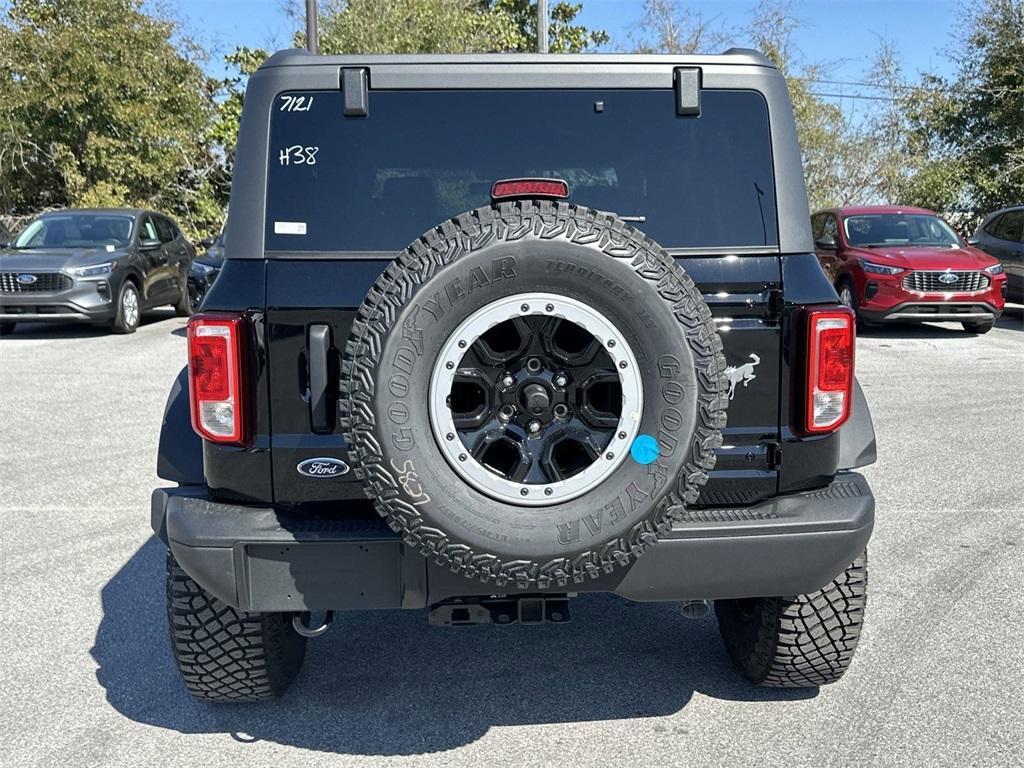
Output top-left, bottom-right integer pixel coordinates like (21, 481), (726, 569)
(341, 200), (727, 588)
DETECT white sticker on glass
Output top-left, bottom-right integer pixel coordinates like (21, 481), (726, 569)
(274, 221), (307, 235)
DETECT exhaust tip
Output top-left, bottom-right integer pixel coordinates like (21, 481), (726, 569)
(680, 599), (712, 620)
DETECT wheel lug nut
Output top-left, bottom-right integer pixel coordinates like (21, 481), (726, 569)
(528, 420), (541, 434)
(499, 405), (515, 422)
(554, 373), (568, 388)
(502, 374), (515, 388)
(553, 403), (568, 419)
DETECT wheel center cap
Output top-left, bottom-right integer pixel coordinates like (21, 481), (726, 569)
(520, 383), (550, 416)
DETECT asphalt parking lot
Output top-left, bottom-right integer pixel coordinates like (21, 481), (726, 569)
(1, 307), (1022, 768)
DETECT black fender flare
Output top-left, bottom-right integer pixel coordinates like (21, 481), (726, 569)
(838, 377), (876, 470)
(157, 366), (204, 484)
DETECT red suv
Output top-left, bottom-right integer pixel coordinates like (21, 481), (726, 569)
(812, 206), (1007, 333)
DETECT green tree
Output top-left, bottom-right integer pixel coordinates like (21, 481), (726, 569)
(731, 2), (875, 209)
(294, 0), (607, 54)
(906, 0), (1023, 213)
(210, 46), (269, 173)
(855, 42), (965, 211)
(624, 0), (723, 55)
(0, 0), (223, 236)
(489, 1), (609, 52)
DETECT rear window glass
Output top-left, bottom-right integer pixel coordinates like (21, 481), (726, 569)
(265, 89), (777, 252)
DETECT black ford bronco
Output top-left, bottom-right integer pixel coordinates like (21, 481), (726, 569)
(153, 49), (877, 701)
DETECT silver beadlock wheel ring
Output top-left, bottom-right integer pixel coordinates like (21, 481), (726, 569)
(429, 292), (643, 506)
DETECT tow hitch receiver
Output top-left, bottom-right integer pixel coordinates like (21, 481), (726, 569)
(429, 596), (571, 627)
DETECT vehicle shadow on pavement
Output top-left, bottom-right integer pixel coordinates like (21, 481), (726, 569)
(997, 305), (1024, 331)
(1, 310), (180, 340)
(92, 538), (816, 756)
(858, 310), (1023, 339)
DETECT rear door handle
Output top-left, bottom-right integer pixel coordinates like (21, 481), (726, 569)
(308, 324), (333, 433)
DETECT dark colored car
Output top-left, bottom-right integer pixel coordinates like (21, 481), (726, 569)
(154, 49), (877, 701)
(187, 229), (225, 312)
(0, 208), (195, 334)
(969, 206), (1023, 302)
(812, 205), (1006, 333)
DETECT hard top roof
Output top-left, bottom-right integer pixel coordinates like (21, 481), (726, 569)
(259, 48), (776, 70)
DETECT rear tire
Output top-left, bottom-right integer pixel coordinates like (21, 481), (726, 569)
(962, 320), (993, 334)
(111, 280), (140, 334)
(174, 278), (193, 317)
(0, 321), (15, 336)
(166, 551), (306, 702)
(836, 279), (869, 332)
(715, 551), (867, 688)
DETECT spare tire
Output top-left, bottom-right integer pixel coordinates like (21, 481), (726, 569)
(341, 200), (727, 588)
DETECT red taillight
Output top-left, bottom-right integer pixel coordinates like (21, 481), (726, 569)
(187, 313), (248, 445)
(803, 308), (855, 434)
(491, 178), (569, 201)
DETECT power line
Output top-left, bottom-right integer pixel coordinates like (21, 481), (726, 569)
(802, 77), (952, 94)
(809, 91), (902, 102)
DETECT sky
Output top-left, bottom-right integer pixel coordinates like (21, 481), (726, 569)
(171, 0), (961, 92)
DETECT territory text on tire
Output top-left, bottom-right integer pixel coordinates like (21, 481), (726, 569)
(341, 200), (728, 589)
(166, 551), (306, 701)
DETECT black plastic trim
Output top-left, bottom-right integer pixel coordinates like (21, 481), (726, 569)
(838, 378), (877, 469)
(153, 472), (874, 612)
(341, 67), (368, 116)
(307, 324), (332, 432)
(156, 367), (204, 485)
(673, 67), (701, 115)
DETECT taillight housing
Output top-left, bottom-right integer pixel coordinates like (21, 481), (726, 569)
(803, 308), (855, 434)
(187, 313), (248, 445)
(491, 178), (569, 201)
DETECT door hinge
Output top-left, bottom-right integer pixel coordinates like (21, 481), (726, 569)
(766, 288), (784, 325)
(766, 441), (783, 469)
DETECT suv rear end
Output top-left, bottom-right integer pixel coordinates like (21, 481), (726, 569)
(153, 50), (876, 701)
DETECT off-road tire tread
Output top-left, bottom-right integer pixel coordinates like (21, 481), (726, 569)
(340, 200), (727, 588)
(165, 551), (306, 701)
(716, 551), (868, 687)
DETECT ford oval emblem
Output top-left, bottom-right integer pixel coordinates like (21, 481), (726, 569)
(297, 457), (350, 478)
(938, 272), (959, 285)
(16, 274), (37, 285)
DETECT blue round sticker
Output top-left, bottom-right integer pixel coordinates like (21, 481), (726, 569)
(630, 434), (660, 465)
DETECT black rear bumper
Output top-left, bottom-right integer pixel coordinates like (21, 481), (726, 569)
(152, 473), (874, 613)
